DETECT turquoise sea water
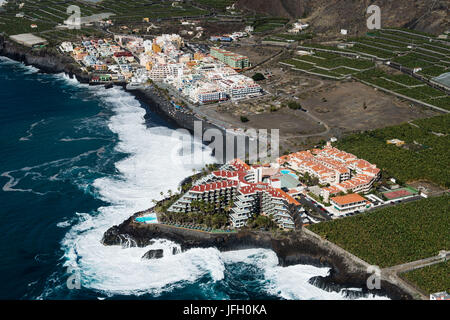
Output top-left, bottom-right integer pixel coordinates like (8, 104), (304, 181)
(0, 57), (387, 300)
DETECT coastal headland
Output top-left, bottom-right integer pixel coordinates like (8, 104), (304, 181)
(0, 35), (415, 300)
(102, 207), (413, 300)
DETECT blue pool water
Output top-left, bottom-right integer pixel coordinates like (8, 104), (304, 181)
(136, 216), (157, 223)
(281, 170), (291, 174)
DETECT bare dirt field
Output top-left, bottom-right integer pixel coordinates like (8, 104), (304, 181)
(408, 181), (447, 197)
(201, 103), (325, 136)
(197, 61), (439, 155)
(228, 42), (282, 65)
(299, 80), (437, 134)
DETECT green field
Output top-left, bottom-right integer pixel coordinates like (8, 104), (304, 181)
(308, 195), (450, 268)
(356, 68), (449, 110)
(194, 0), (235, 11)
(325, 29), (450, 79)
(334, 114), (450, 187)
(401, 261), (450, 294)
(281, 49), (374, 78)
(0, 0), (209, 36)
(251, 17), (289, 33)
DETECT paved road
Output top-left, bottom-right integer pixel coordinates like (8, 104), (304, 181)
(380, 251), (449, 300)
(297, 195), (332, 221)
(366, 195), (423, 213)
(383, 251), (449, 275)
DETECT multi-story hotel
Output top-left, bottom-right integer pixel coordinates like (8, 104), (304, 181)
(210, 47), (250, 70)
(168, 159), (302, 229)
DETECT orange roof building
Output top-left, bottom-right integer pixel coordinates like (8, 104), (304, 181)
(330, 194), (371, 213)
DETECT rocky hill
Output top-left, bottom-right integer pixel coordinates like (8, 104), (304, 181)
(236, 0), (449, 35)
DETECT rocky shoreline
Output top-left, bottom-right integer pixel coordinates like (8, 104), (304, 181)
(0, 35), (224, 139)
(1, 36), (412, 300)
(102, 209), (413, 300)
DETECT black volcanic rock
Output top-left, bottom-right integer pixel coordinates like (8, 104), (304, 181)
(101, 215), (413, 300)
(0, 35), (90, 83)
(142, 249), (164, 260)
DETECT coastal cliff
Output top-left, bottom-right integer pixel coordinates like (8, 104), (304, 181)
(102, 210), (412, 300)
(0, 35), (91, 83)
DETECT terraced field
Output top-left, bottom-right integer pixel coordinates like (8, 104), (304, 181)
(292, 29), (449, 110)
(281, 51), (374, 79)
(356, 69), (449, 110)
(0, 0), (209, 37)
(249, 17), (289, 33)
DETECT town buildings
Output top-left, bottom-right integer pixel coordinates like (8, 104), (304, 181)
(61, 33), (262, 104)
(430, 291), (450, 300)
(210, 47), (250, 70)
(166, 141), (387, 228)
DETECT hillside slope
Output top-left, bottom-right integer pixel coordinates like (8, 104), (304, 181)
(236, 0), (449, 35)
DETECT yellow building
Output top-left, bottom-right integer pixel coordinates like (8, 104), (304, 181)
(194, 52), (205, 61)
(152, 43), (162, 53)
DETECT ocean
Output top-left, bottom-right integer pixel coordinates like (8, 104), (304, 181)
(0, 57), (387, 300)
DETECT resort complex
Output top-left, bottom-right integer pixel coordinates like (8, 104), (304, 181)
(168, 158), (303, 229)
(167, 143), (388, 229)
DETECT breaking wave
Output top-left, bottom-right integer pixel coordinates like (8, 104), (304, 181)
(28, 75), (389, 300)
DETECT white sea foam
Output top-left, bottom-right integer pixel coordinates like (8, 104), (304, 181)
(222, 249), (388, 300)
(54, 72), (87, 88)
(0, 56), (39, 73)
(0, 148), (102, 194)
(59, 85), (221, 296)
(19, 119), (46, 141)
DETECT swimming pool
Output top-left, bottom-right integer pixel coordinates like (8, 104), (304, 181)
(281, 169), (299, 179)
(135, 214), (158, 224)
